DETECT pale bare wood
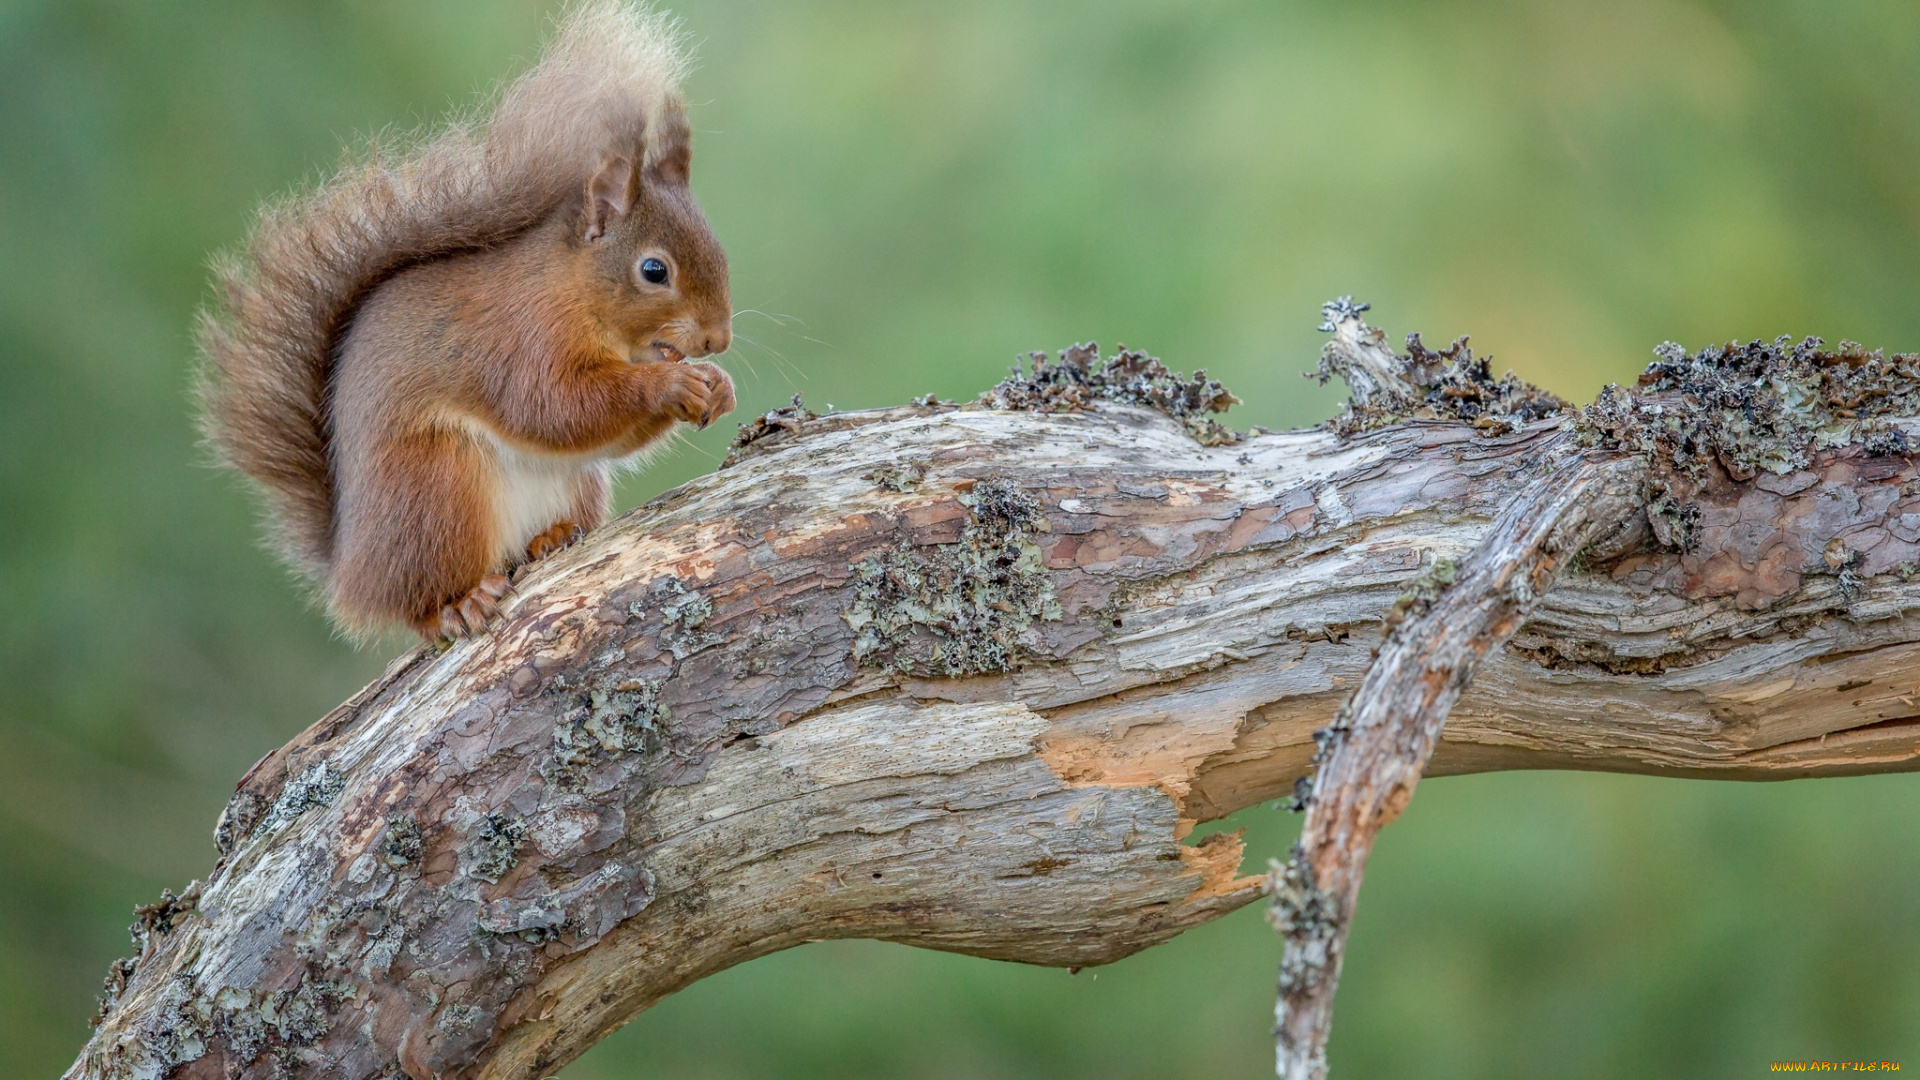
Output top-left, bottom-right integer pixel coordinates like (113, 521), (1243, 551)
(69, 344), (1920, 1078)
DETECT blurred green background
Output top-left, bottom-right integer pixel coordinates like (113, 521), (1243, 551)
(3, 0), (1919, 1075)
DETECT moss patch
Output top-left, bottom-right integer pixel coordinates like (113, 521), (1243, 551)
(844, 477), (1063, 676)
(982, 342), (1243, 445)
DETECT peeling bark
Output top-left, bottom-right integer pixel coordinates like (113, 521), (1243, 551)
(68, 320), (1920, 1079)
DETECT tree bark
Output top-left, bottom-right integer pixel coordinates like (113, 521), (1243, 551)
(70, 328), (1920, 1079)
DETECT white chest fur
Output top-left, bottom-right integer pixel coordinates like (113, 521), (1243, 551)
(485, 439), (587, 565)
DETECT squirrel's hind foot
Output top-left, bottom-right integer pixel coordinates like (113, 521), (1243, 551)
(428, 574), (514, 641)
(525, 520), (586, 563)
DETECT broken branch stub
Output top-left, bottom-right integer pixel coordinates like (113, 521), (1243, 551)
(67, 325), (1920, 1079)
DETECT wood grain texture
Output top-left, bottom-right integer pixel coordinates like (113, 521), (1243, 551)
(69, 379), (1920, 1079)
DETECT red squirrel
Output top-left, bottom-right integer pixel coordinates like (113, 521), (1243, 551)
(197, 2), (734, 641)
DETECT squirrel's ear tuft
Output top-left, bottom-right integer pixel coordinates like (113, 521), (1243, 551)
(583, 155), (640, 242)
(643, 101), (692, 188)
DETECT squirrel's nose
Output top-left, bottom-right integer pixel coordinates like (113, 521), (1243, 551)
(701, 325), (732, 357)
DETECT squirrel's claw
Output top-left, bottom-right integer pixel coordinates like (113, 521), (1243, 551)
(435, 573), (514, 641)
(526, 521), (586, 563)
(665, 361), (735, 430)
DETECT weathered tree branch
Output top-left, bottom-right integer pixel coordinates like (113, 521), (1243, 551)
(71, 315), (1920, 1079)
(1271, 443), (1642, 1077)
(1271, 310), (1644, 1078)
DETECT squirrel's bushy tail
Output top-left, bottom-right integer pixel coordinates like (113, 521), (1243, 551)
(196, 1), (690, 577)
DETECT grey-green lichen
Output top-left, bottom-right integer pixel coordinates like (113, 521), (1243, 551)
(1382, 556), (1458, 633)
(437, 1002), (484, 1035)
(844, 477), (1064, 676)
(1281, 775), (1315, 814)
(1825, 537), (1867, 598)
(1574, 336), (1920, 555)
(1313, 706), (1352, 766)
(213, 788), (265, 855)
(477, 861), (655, 944)
(864, 461), (927, 492)
(1641, 490), (1701, 553)
(1265, 844), (1342, 997)
(92, 970), (357, 1079)
(655, 577), (720, 659)
(552, 677), (667, 769)
(130, 880), (202, 948)
(91, 881), (204, 1030)
(381, 815), (423, 868)
(285, 895), (409, 1001)
(464, 813), (527, 884)
(1313, 299), (1569, 437)
(254, 761), (345, 837)
(982, 342), (1243, 445)
(1576, 335), (1920, 479)
(92, 957), (137, 1028)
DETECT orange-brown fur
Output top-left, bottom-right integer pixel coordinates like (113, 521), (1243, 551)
(196, 3), (733, 639)
(331, 170), (732, 637)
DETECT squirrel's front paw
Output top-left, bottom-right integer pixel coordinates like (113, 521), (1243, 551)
(664, 361), (736, 429)
(433, 573), (514, 640)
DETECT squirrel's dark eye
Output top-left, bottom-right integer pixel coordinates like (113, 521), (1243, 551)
(639, 257), (669, 285)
